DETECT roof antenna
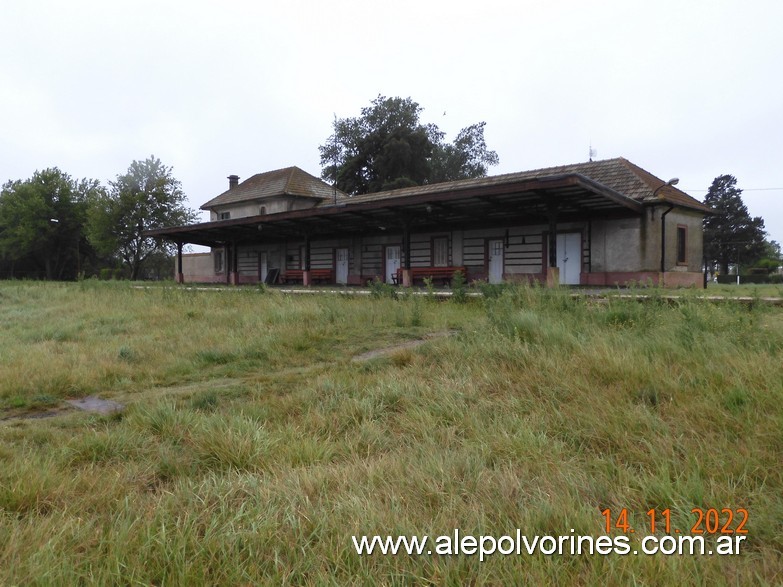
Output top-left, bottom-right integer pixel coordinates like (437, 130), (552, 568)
(589, 142), (597, 162)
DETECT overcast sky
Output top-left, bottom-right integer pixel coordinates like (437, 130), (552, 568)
(2, 0), (781, 245)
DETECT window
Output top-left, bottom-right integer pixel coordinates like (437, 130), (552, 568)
(214, 249), (224, 273)
(676, 225), (687, 264)
(219, 211), (231, 220)
(432, 237), (448, 267)
(259, 206), (266, 215)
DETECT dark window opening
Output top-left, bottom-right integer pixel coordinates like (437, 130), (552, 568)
(214, 249), (224, 273)
(676, 226), (687, 264)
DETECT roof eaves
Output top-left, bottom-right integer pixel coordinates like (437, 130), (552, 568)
(567, 174), (644, 213)
(618, 158), (713, 214)
(650, 193), (715, 214)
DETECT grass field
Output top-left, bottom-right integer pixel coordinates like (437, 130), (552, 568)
(1, 281), (782, 585)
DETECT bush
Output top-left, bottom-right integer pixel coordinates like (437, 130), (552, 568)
(451, 270), (467, 303)
(716, 274), (780, 284)
(473, 280), (509, 299)
(368, 277), (398, 299)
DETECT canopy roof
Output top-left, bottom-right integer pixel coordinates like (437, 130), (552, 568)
(148, 158), (711, 247)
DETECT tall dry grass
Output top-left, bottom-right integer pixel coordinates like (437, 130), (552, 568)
(0, 281), (781, 584)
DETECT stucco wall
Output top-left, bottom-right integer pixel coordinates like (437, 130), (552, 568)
(179, 252), (224, 283)
(661, 209), (704, 273)
(208, 196), (319, 220)
(590, 217), (647, 272)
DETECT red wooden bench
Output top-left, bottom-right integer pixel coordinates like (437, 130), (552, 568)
(394, 266), (467, 285)
(279, 269), (334, 284)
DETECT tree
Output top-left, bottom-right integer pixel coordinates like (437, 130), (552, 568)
(0, 168), (100, 279)
(429, 122), (499, 183)
(88, 156), (197, 280)
(754, 239), (782, 273)
(703, 174), (766, 275)
(320, 95), (498, 195)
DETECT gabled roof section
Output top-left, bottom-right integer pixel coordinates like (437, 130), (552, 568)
(343, 157), (712, 213)
(616, 159), (712, 212)
(201, 166), (347, 210)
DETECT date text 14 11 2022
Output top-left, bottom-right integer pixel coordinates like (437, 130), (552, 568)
(601, 508), (748, 535)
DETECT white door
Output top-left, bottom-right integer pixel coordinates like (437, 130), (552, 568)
(335, 248), (349, 284)
(488, 239), (504, 284)
(258, 252), (268, 282)
(556, 232), (582, 285)
(385, 246), (401, 284)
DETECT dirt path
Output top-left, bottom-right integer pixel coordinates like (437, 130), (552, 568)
(351, 330), (457, 362)
(2, 331), (458, 423)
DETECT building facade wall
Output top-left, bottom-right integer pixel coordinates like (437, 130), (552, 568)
(179, 210), (705, 287)
(176, 252), (225, 283)
(590, 217), (647, 273)
(661, 209), (703, 273)
(208, 196), (319, 221)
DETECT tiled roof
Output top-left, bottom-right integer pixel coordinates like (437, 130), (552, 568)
(335, 157), (712, 213)
(201, 166), (347, 210)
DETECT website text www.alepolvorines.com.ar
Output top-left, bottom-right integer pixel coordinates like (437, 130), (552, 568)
(352, 529), (747, 561)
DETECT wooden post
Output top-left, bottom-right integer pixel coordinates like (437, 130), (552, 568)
(548, 213), (557, 270)
(546, 267), (560, 287)
(176, 242), (184, 283)
(229, 242), (239, 285)
(225, 244), (231, 284)
(547, 200), (559, 288)
(401, 221), (412, 287)
(586, 218), (592, 274)
(302, 233), (312, 286)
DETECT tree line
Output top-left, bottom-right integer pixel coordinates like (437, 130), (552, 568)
(0, 156), (197, 281)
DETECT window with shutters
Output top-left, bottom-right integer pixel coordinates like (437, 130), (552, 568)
(432, 237), (448, 267)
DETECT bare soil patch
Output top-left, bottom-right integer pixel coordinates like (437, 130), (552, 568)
(351, 330), (457, 362)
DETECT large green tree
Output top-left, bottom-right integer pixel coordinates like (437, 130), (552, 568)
(703, 174), (766, 275)
(88, 156), (197, 280)
(320, 96), (498, 195)
(0, 168), (100, 279)
(428, 122), (499, 184)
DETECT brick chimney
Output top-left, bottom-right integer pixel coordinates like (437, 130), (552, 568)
(228, 175), (239, 190)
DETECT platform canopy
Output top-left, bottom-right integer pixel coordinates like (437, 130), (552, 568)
(149, 173), (645, 247)
(146, 158), (711, 247)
